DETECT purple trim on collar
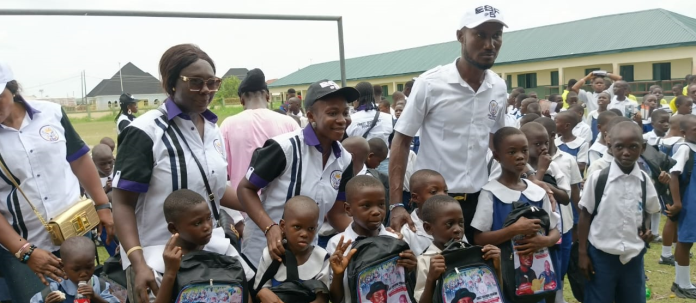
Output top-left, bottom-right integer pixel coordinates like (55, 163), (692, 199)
(302, 126), (342, 158)
(24, 102), (41, 120)
(163, 98), (218, 123)
(66, 145), (90, 162)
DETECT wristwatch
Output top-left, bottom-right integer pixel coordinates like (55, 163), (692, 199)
(389, 203), (405, 211)
(95, 203), (112, 211)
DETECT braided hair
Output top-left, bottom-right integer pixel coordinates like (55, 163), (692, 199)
(115, 93), (137, 122)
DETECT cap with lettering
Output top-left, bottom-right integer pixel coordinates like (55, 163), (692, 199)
(0, 61), (14, 92)
(304, 80), (360, 109)
(459, 4), (507, 29)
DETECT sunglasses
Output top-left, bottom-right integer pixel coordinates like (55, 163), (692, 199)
(179, 76), (222, 92)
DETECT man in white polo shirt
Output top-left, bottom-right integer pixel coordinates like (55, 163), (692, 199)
(388, 4), (509, 244)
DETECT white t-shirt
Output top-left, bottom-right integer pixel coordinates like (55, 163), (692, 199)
(573, 121), (593, 144)
(253, 246), (330, 289)
(577, 84), (615, 113)
(401, 210), (434, 257)
(588, 142), (608, 165)
(346, 109), (394, 148)
(608, 96), (639, 116)
(394, 59), (506, 193)
(551, 151), (583, 233)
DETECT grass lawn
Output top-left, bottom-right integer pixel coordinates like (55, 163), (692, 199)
(72, 105), (696, 302)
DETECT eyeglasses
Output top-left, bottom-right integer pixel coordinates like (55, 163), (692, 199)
(179, 76), (222, 92)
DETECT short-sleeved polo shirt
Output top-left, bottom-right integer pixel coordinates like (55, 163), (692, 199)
(241, 126), (353, 267)
(394, 59), (507, 193)
(0, 101), (88, 251)
(113, 100), (230, 269)
(577, 85), (615, 113)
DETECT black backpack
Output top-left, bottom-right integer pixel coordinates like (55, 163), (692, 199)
(434, 241), (504, 303)
(172, 251), (249, 303)
(499, 202), (557, 303)
(253, 248), (328, 303)
(347, 236), (416, 303)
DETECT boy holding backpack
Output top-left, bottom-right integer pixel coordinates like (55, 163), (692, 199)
(414, 195), (500, 303)
(153, 189), (255, 303)
(327, 176), (417, 303)
(578, 121), (660, 303)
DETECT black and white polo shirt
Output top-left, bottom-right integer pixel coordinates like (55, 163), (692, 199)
(113, 100), (229, 269)
(241, 126), (353, 267)
(116, 113), (134, 136)
(0, 100), (89, 251)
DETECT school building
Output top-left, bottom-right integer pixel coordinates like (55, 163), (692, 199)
(268, 9), (696, 101)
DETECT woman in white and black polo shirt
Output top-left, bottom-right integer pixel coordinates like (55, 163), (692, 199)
(0, 62), (114, 303)
(112, 44), (252, 303)
(238, 79), (358, 267)
(115, 92), (138, 135)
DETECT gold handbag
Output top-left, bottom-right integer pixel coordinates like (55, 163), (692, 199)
(0, 158), (100, 245)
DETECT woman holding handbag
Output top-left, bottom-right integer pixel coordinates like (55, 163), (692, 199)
(0, 61), (115, 303)
(112, 44), (253, 303)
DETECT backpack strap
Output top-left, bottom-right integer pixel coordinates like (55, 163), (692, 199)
(253, 247), (301, 293)
(591, 167), (611, 221)
(254, 257), (282, 294)
(640, 172), (648, 234)
(362, 110), (381, 138)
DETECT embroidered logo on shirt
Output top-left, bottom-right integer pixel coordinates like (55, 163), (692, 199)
(330, 170), (342, 190)
(39, 125), (60, 141)
(213, 139), (223, 156)
(488, 100), (499, 120)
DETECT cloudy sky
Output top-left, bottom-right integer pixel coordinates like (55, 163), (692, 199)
(2, 0), (695, 98)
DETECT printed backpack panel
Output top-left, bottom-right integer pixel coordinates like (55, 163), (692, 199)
(356, 256), (411, 303)
(511, 233), (557, 296)
(441, 265), (503, 303)
(175, 284), (244, 303)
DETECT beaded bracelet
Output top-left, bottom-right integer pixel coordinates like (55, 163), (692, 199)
(21, 245), (37, 264)
(264, 223), (278, 236)
(15, 242), (31, 260)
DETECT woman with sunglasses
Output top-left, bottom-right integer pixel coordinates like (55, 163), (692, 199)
(112, 44), (253, 303)
(238, 79), (358, 268)
(115, 92), (139, 135)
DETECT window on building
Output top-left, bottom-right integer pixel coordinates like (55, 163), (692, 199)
(397, 83), (404, 92)
(653, 62), (671, 81)
(107, 101), (112, 108)
(620, 65), (635, 82)
(506, 75), (512, 89)
(517, 73), (537, 89)
(550, 71), (559, 86)
(154, 99), (159, 105)
(381, 85), (389, 97)
(143, 100), (149, 107)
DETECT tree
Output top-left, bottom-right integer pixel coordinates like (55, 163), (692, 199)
(212, 76), (241, 108)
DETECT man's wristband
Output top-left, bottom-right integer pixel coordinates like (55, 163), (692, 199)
(389, 203), (405, 211)
(264, 223), (278, 236)
(95, 203), (112, 211)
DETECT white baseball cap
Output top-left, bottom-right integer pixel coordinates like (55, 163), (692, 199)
(0, 61), (14, 92)
(459, 4), (507, 29)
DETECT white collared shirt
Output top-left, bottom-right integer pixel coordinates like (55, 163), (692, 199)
(326, 224), (398, 303)
(114, 101), (232, 269)
(643, 131), (661, 147)
(659, 136), (684, 154)
(608, 96), (638, 116)
(254, 246), (330, 289)
(588, 141), (608, 165)
(395, 59), (507, 193)
(0, 100), (89, 251)
(555, 136), (589, 164)
(471, 179), (558, 233)
(242, 126), (353, 267)
(584, 110), (601, 127)
(401, 209), (434, 256)
(414, 244), (442, 301)
(573, 121), (593, 144)
(577, 85), (615, 113)
(669, 142), (696, 174)
(347, 109), (394, 149)
(580, 161), (660, 264)
(552, 150), (583, 233)
(586, 151), (614, 179)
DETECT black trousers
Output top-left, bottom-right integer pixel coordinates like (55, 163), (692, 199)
(449, 192), (481, 245)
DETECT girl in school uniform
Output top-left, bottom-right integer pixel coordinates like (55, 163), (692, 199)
(471, 127), (560, 303)
(115, 93), (138, 136)
(0, 62), (114, 303)
(238, 79), (358, 268)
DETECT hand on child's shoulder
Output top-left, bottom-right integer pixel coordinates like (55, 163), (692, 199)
(163, 233), (183, 273)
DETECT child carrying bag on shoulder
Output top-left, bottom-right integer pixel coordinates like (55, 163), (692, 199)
(253, 247), (328, 303)
(172, 250), (249, 303)
(433, 241), (504, 303)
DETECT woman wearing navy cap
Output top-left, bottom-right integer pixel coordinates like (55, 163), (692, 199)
(238, 79), (358, 267)
(0, 61), (114, 303)
(115, 93), (139, 135)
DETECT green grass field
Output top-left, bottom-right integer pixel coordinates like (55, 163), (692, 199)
(72, 107), (696, 302)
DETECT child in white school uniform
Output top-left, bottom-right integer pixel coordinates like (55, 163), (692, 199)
(578, 121), (660, 303)
(657, 114), (684, 266)
(643, 109), (671, 149)
(569, 105), (593, 144)
(254, 196), (330, 303)
(588, 111), (618, 166)
(585, 116), (631, 177)
(400, 169), (449, 256)
(555, 111), (589, 174)
(584, 92), (612, 145)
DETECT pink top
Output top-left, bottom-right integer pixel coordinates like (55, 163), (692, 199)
(220, 109), (300, 189)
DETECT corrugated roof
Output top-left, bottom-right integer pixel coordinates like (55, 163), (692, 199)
(270, 9), (696, 88)
(87, 62), (162, 97)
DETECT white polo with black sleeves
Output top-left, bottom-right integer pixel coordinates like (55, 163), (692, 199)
(242, 126), (353, 267)
(113, 100), (231, 270)
(395, 58), (507, 193)
(0, 101), (89, 252)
